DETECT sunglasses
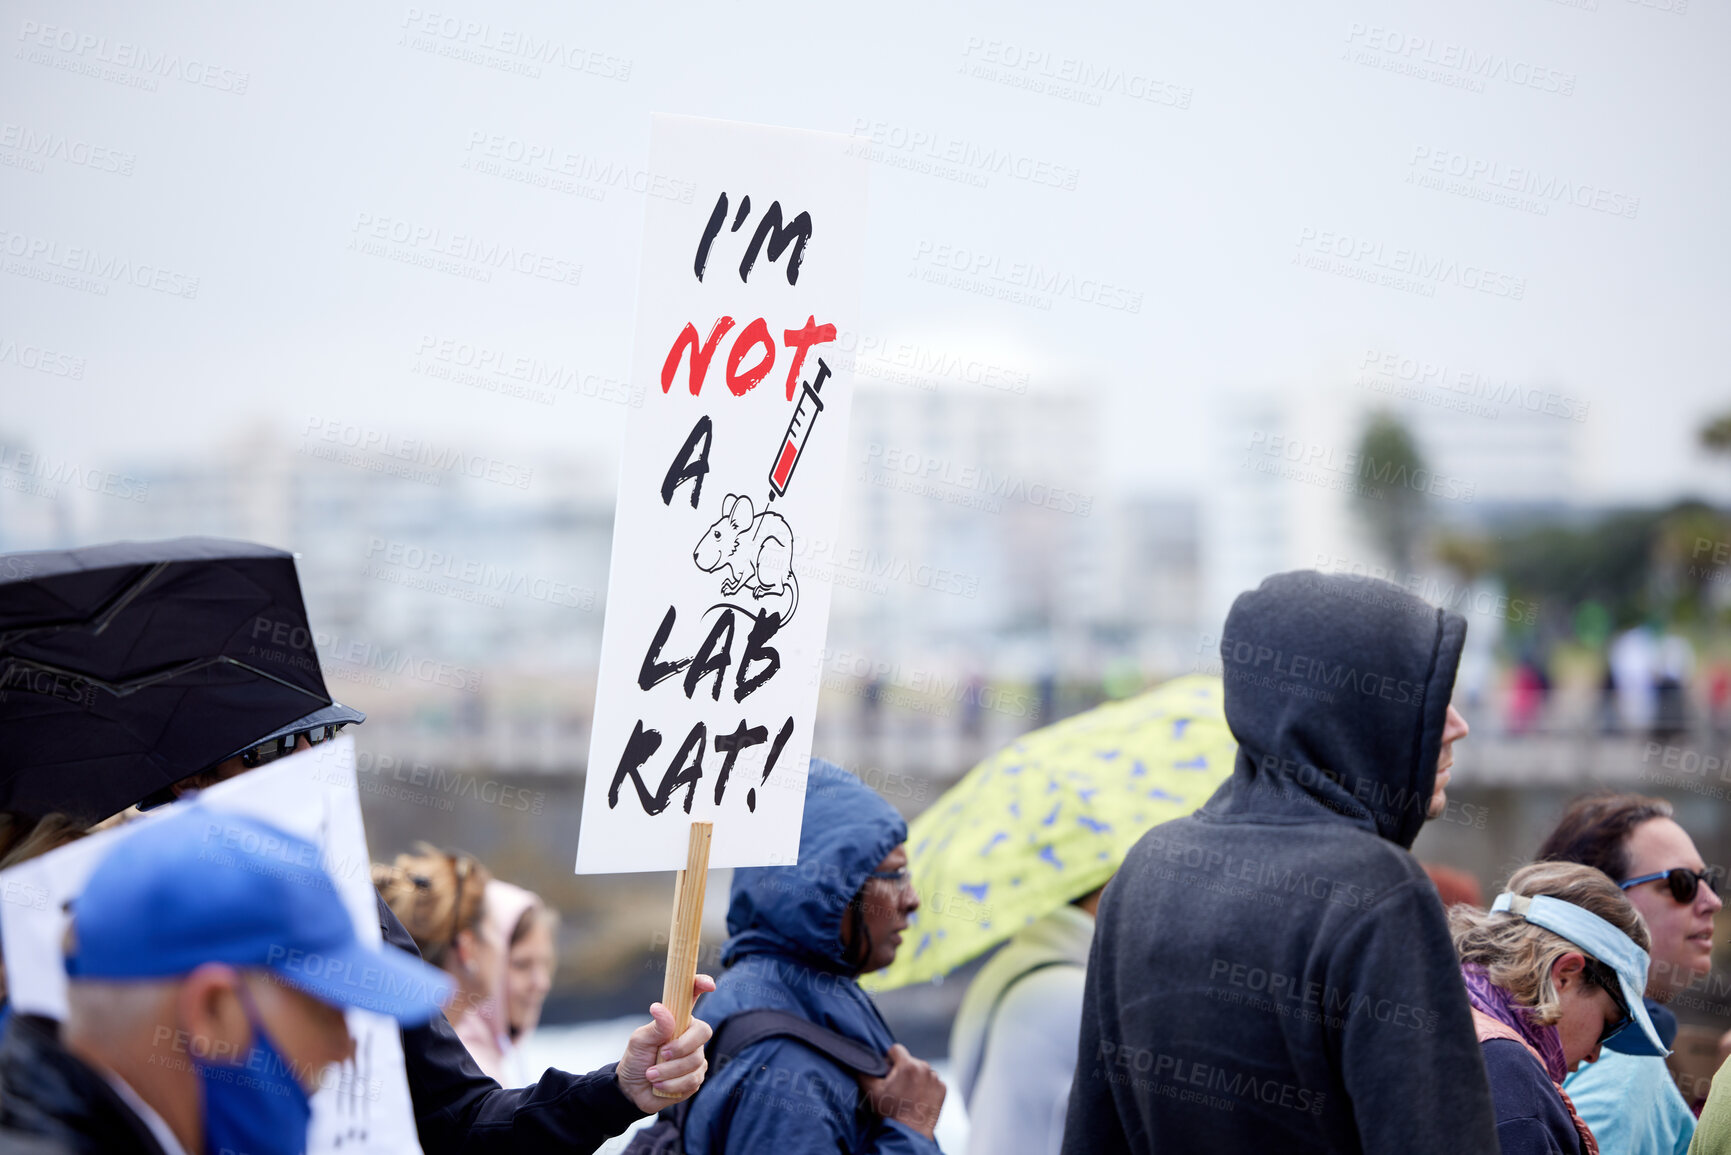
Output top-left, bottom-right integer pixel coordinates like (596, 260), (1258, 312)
(1618, 865), (1723, 906)
(1583, 958), (1632, 1046)
(237, 722), (348, 769)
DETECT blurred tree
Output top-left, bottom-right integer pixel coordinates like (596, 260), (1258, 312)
(1353, 411), (1427, 570)
(1494, 509), (1657, 625)
(1491, 502), (1731, 628)
(1434, 532), (1493, 582)
(1573, 600), (1612, 649)
(1652, 502), (1731, 625)
(1699, 410), (1731, 455)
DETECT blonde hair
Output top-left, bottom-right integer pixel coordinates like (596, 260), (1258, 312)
(1450, 860), (1649, 1026)
(373, 843), (492, 969)
(0, 812), (88, 870)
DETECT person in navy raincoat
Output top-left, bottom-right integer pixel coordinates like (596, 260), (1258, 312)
(683, 758), (947, 1154)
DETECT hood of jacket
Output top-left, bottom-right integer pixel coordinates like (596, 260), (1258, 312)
(722, 757), (908, 974)
(451, 878), (539, 1080)
(482, 880), (537, 1034)
(1204, 569), (1466, 850)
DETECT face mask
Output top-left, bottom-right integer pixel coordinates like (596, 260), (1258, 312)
(193, 1002), (314, 1155)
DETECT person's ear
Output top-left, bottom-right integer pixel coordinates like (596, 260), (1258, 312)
(454, 927), (483, 975)
(176, 963), (252, 1066)
(1550, 951), (1588, 993)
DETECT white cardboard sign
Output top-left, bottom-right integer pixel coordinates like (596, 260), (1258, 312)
(0, 736), (426, 1155)
(576, 115), (867, 874)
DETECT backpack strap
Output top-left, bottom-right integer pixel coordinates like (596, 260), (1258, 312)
(660, 1008), (892, 1142)
(709, 1008), (891, 1078)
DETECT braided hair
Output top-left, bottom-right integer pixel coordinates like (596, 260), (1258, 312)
(372, 842), (491, 970)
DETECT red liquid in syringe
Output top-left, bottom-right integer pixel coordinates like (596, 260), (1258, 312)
(768, 359), (830, 498)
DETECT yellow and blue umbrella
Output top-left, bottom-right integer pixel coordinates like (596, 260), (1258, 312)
(865, 674), (1236, 992)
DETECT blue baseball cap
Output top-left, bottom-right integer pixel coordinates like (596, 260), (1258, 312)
(1492, 891), (1669, 1057)
(66, 806), (452, 1025)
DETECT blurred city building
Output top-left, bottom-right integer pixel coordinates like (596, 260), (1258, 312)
(0, 375), (1611, 783)
(820, 382), (1200, 775)
(2, 385), (1206, 780)
(1202, 383), (1584, 631)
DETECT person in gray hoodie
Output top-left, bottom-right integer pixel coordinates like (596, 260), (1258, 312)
(1061, 570), (1500, 1154)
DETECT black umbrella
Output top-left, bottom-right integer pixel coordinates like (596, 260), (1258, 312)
(0, 537), (339, 823)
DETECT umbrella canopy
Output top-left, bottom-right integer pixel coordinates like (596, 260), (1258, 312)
(0, 537), (335, 823)
(864, 674), (1236, 993)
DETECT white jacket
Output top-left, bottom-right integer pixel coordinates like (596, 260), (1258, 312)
(948, 904), (1094, 1155)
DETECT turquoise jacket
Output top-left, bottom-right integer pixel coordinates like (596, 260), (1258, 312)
(1564, 1000), (1693, 1155)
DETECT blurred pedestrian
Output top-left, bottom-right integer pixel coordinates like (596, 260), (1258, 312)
(1451, 861), (1662, 1155)
(961, 672), (985, 740)
(0, 806), (451, 1155)
(1537, 793), (1717, 1154)
(374, 846), (504, 1058)
(949, 885), (1102, 1155)
(1610, 626), (1660, 734)
(498, 884), (558, 1087)
(897, 673), (1235, 1155)
(1654, 632), (1696, 742)
(376, 859), (551, 1087)
(1705, 660), (1731, 742)
(671, 758), (946, 1154)
(1062, 570), (1498, 1154)
(1600, 666), (1622, 735)
(1507, 652), (1551, 736)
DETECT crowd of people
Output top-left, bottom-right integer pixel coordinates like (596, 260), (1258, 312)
(4, 539), (1731, 1154)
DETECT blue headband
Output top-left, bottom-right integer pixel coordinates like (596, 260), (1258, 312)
(1491, 892), (1668, 1058)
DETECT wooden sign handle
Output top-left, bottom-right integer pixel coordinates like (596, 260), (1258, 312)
(653, 821), (713, 1097)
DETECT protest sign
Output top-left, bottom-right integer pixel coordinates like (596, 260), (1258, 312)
(0, 736), (425, 1155)
(576, 115), (867, 876)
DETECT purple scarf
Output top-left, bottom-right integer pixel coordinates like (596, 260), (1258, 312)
(1462, 963), (1567, 1083)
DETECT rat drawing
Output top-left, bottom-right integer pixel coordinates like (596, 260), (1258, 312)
(693, 493), (799, 624)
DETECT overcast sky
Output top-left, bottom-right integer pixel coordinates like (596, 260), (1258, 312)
(3, 0), (1727, 506)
